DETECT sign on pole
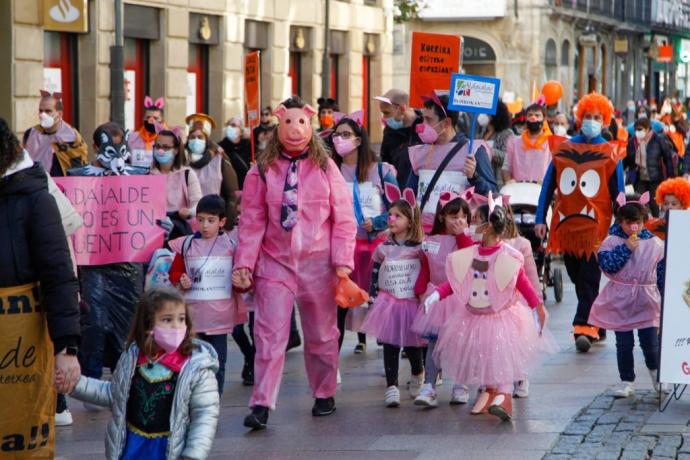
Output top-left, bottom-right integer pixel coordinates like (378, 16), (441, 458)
(659, 209), (690, 385)
(409, 32), (461, 108)
(244, 51), (261, 161)
(54, 175), (167, 266)
(447, 73), (501, 155)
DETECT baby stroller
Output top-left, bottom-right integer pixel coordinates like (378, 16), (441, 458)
(500, 182), (563, 303)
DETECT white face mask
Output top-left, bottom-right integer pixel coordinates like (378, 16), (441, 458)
(190, 152), (204, 162)
(635, 129), (646, 140)
(39, 113), (55, 130)
(477, 113), (490, 128)
(553, 125), (568, 137)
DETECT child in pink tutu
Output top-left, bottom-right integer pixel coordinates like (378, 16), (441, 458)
(429, 194), (553, 421)
(411, 191), (473, 407)
(360, 184), (425, 407)
(588, 193), (665, 399)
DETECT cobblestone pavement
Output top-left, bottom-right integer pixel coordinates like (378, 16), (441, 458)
(544, 389), (690, 460)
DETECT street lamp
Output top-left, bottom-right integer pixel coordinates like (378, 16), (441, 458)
(321, 0), (330, 99)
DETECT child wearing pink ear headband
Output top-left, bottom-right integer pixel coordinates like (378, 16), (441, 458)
(588, 192), (666, 399)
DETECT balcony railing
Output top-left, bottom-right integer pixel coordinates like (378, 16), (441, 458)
(551, 0), (651, 25)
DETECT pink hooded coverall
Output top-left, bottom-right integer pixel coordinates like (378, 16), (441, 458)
(234, 156), (357, 409)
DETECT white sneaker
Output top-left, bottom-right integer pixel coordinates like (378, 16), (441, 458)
(648, 368), (660, 392)
(435, 372), (443, 386)
(385, 385), (401, 407)
(414, 383), (439, 408)
(612, 381), (635, 398)
(54, 409), (73, 426)
(450, 384), (470, 405)
(336, 369), (342, 385)
(408, 373), (424, 398)
(513, 379), (529, 398)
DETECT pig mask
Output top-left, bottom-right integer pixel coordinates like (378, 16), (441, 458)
(274, 103), (317, 153)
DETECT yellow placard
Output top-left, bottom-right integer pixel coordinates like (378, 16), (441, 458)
(0, 284), (55, 459)
(42, 0), (88, 33)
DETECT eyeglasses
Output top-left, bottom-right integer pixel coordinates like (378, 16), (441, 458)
(332, 131), (357, 139)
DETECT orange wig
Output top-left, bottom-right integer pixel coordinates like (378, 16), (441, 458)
(576, 93), (614, 126)
(655, 177), (690, 209)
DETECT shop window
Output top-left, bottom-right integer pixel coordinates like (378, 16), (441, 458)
(561, 40), (570, 67)
(289, 52), (302, 97)
(43, 31), (79, 126)
(124, 38), (149, 131)
(187, 44), (209, 115)
(330, 54), (339, 102)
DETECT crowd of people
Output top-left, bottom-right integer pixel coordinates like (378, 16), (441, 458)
(1, 84), (689, 459)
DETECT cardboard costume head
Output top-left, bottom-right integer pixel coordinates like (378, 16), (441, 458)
(548, 142), (620, 257)
(274, 99), (317, 152)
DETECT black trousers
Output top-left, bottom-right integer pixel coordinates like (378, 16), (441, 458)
(337, 306), (366, 351)
(383, 344), (424, 387)
(563, 253), (603, 331)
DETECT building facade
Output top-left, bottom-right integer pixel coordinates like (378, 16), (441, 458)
(393, 0), (688, 112)
(1, 0), (394, 144)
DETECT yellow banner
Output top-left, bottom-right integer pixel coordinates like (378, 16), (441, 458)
(0, 284), (55, 459)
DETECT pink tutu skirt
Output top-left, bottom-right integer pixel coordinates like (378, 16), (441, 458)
(361, 292), (425, 347)
(411, 286), (454, 340)
(434, 302), (558, 387)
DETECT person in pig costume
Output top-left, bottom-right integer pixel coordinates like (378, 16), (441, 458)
(232, 96), (357, 430)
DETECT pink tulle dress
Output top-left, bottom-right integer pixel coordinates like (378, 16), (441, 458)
(434, 242), (557, 387)
(360, 239), (425, 347)
(588, 234), (664, 332)
(411, 234), (458, 339)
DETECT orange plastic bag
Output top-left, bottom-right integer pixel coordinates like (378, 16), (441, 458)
(334, 273), (369, 308)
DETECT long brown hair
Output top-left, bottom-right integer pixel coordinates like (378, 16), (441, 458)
(257, 96), (331, 172)
(390, 199), (423, 244)
(127, 288), (197, 357)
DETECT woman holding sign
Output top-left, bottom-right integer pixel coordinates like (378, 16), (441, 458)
(405, 93), (497, 234)
(331, 110), (399, 355)
(0, 118), (81, 455)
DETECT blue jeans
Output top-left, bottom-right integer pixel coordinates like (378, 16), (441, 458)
(615, 327), (659, 382)
(196, 333), (227, 395)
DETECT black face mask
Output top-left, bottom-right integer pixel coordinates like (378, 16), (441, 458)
(144, 121), (156, 133)
(526, 120), (544, 134)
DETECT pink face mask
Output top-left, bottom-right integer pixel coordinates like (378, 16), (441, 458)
(630, 223), (640, 233)
(332, 136), (357, 157)
(416, 122), (440, 144)
(152, 325), (187, 354)
(274, 104), (317, 152)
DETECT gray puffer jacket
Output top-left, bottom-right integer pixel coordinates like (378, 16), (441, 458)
(71, 339), (219, 460)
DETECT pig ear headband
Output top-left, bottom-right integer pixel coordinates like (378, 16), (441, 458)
(39, 89), (62, 100)
(439, 191), (461, 209)
(487, 191), (504, 214)
(384, 183), (417, 208)
(616, 191), (650, 207)
(144, 96), (165, 109)
(334, 110), (364, 126)
(421, 92), (447, 118)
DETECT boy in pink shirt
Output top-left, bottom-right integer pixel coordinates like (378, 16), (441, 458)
(169, 194), (247, 395)
(502, 104), (552, 184)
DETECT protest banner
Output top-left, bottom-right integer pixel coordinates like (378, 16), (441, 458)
(409, 32), (461, 108)
(659, 210), (690, 385)
(0, 284), (55, 458)
(55, 175), (167, 266)
(244, 51), (261, 161)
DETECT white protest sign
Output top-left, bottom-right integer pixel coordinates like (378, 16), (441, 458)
(659, 210), (690, 384)
(185, 256), (233, 301)
(378, 258), (421, 299)
(347, 181), (382, 219)
(417, 169), (468, 214)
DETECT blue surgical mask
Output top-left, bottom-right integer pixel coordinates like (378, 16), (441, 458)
(154, 149), (175, 166)
(581, 119), (602, 139)
(225, 126), (239, 142)
(188, 138), (206, 155)
(385, 117), (404, 130)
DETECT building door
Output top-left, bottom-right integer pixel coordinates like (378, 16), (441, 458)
(187, 44), (208, 115)
(124, 38), (149, 131)
(43, 31), (78, 126)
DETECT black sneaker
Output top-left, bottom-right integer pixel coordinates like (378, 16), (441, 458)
(311, 397), (336, 417)
(286, 331), (302, 351)
(354, 343), (366, 354)
(243, 405), (269, 430)
(241, 359), (254, 386)
(575, 335), (592, 353)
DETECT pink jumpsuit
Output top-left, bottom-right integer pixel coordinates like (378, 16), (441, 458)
(234, 156), (356, 409)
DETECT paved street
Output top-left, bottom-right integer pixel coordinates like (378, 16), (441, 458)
(55, 264), (690, 460)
